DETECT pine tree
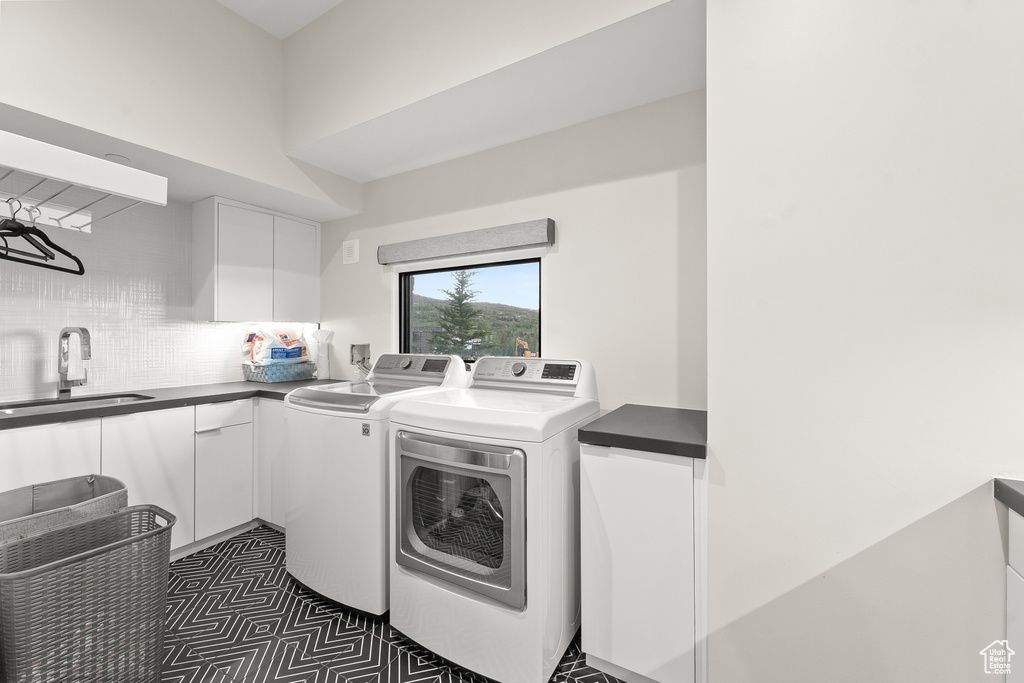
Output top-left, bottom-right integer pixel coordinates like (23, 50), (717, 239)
(430, 270), (483, 356)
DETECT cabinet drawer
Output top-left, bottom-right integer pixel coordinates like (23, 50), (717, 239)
(196, 399), (252, 432)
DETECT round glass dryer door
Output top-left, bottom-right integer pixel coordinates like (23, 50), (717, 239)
(395, 431), (525, 609)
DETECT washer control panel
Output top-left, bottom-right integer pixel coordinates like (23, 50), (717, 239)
(370, 354), (452, 377)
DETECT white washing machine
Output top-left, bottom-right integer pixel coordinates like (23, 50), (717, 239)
(283, 354), (467, 615)
(388, 356), (599, 683)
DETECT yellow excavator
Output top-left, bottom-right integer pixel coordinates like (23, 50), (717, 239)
(515, 337), (537, 357)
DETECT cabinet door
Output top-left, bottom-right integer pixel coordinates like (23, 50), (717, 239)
(254, 398), (288, 527)
(101, 407), (195, 549)
(217, 203), (274, 321)
(581, 445), (695, 683)
(1010, 566), (1024, 683)
(273, 216), (319, 322)
(195, 422), (253, 540)
(0, 420), (101, 491)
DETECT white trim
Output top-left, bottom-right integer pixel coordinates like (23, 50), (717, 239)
(693, 456), (708, 683)
(585, 654), (660, 683)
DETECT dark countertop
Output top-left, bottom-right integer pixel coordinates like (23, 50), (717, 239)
(995, 479), (1024, 518)
(0, 378), (338, 431)
(577, 403), (707, 459)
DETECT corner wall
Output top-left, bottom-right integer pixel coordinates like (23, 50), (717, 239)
(707, 2), (1024, 679)
(0, 0), (344, 208)
(319, 91), (706, 411)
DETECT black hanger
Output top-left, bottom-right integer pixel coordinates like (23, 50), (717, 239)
(0, 207), (85, 275)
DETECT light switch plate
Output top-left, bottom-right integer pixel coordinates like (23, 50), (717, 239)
(342, 239), (359, 264)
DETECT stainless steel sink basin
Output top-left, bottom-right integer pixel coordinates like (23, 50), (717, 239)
(0, 393), (155, 417)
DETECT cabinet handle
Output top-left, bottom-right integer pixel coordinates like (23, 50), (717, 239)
(195, 427), (223, 435)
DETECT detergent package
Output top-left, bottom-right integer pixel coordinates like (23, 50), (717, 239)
(243, 328), (309, 365)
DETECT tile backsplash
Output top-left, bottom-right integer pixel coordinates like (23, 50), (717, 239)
(0, 199), (314, 403)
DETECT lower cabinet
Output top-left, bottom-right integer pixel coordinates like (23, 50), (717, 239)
(195, 400), (253, 540)
(254, 398), (288, 528)
(6, 396), (268, 551)
(1008, 509), (1024, 682)
(581, 443), (696, 683)
(0, 419), (101, 491)
(1008, 565), (1024, 683)
(101, 407), (196, 550)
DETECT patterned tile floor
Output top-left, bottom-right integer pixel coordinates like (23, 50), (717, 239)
(162, 525), (624, 683)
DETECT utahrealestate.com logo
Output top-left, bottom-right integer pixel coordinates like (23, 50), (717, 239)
(980, 640), (1014, 675)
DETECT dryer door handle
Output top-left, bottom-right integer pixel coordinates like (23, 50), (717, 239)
(397, 431), (520, 470)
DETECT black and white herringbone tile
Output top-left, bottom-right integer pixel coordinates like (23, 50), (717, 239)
(163, 525), (623, 683)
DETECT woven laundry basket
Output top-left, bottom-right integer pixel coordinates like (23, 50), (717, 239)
(0, 505), (174, 683)
(0, 474), (127, 543)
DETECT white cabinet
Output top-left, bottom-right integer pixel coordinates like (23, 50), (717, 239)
(0, 420), (101, 491)
(195, 400), (253, 540)
(1008, 509), (1024, 682)
(273, 215), (319, 322)
(1009, 564), (1024, 683)
(192, 196), (320, 322)
(101, 407), (195, 550)
(254, 398), (289, 528)
(212, 203), (274, 321)
(581, 443), (696, 683)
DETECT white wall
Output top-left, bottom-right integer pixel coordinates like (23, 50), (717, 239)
(0, 0), (347, 208)
(707, 2), (1024, 680)
(283, 0), (670, 150)
(320, 91), (706, 411)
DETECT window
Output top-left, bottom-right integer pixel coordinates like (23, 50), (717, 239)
(399, 259), (540, 362)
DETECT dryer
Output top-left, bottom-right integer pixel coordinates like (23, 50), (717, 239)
(388, 356), (599, 683)
(283, 354), (467, 615)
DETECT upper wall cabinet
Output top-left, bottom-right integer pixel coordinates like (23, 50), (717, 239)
(192, 196), (320, 322)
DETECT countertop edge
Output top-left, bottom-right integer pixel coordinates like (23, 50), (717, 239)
(995, 478), (1024, 518)
(577, 403), (708, 460)
(577, 430), (708, 459)
(0, 379), (338, 431)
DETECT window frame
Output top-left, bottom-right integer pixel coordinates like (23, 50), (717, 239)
(397, 257), (542, 361)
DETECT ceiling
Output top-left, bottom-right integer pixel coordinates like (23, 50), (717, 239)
(2, 0), (705, 222)
(214, 0), (346, 39)
(288, 0), (705, 183)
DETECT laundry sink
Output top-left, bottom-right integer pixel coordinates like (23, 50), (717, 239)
(0, 393), (155, 417)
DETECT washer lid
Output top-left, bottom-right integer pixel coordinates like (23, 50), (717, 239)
(285, 385), (381, 412)
(284, 376), (462, 415)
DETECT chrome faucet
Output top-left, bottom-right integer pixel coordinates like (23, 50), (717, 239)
(57, 327), (91, 400)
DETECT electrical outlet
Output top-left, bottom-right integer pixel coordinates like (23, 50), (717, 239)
(350, 344), (370, 365)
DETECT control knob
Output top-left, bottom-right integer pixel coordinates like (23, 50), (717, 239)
(511, 361), (527, 377)
(399, 357), (412, 369)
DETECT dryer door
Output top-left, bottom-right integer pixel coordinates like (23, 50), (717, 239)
(395, 431), (525, 609)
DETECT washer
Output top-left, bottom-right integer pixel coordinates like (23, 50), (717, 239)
(388, 356), (599, 683)
(283, 354), (467, 615)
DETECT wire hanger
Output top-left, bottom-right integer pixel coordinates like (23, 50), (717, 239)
(0, 199), (85, 275)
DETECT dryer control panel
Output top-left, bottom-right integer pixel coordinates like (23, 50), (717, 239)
(471, 357), (598, 399)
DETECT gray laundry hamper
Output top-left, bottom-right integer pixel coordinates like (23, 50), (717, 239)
(0, 474), (127, 542)
(0, 504), (175, 683)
